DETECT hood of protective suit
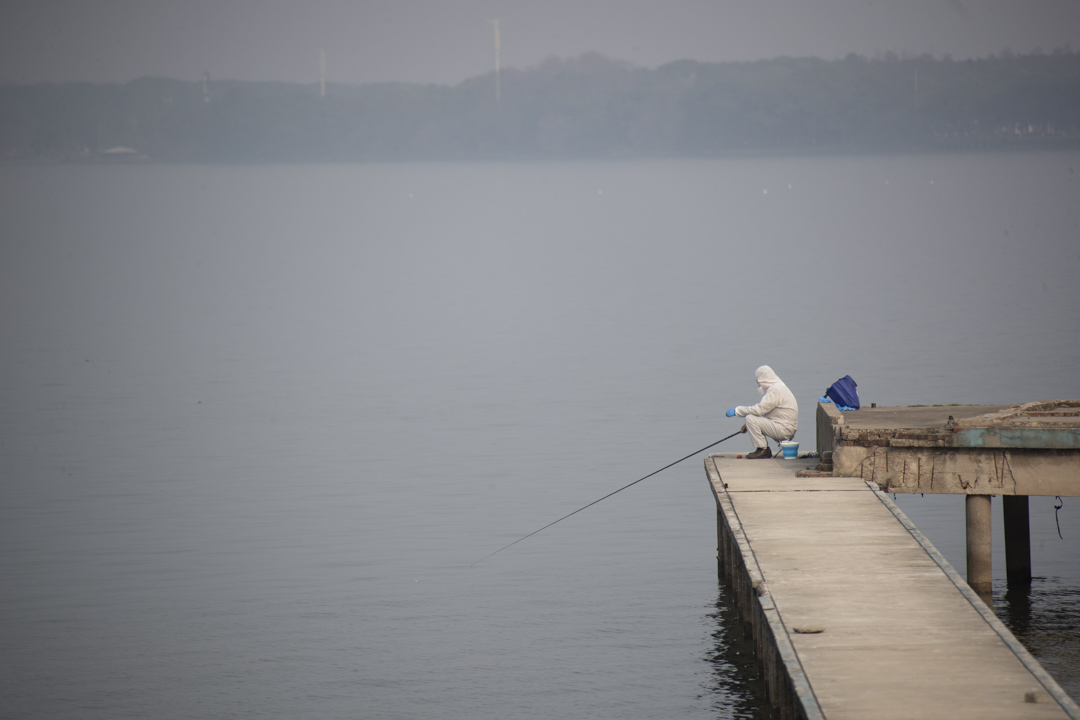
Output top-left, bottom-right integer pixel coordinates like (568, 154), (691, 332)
(755, 365), (783, 393)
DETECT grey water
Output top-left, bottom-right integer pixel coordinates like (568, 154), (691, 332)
(1, 153), (1078, 718)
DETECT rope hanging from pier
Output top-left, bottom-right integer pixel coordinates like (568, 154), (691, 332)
(471, 429), (746, 566)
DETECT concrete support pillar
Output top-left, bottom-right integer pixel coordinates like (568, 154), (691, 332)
(1003, 495), (1032, 586)
(966, 494), (993, 597)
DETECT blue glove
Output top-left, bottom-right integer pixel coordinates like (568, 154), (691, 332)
(726, 408), (737, 418)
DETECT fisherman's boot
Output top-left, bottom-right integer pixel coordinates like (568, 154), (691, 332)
(746, 446), (773, 459)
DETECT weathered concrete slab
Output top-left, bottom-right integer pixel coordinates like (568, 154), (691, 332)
(817, 401), (1080, 495)
(837, 404), (1016, 430)
(706, 453), (1079, 720)
(837, 402), (1080, 448)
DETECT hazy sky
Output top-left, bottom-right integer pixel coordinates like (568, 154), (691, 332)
(3, 0), (1080, 85)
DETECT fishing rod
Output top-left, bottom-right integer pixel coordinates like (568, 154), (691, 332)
(471, 428), (747, 566)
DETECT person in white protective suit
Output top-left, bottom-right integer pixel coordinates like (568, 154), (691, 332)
(725, 365), (798, 459)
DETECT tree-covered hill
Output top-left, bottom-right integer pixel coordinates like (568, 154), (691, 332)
(3, 50), (1079, 162)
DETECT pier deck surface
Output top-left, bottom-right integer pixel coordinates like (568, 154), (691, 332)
(837, 404), (1014, 430)
(706, 453), (1079, 719)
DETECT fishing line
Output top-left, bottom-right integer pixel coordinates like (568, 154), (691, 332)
(471, 429), (746, 566)
(1054, 496), (1064, 540)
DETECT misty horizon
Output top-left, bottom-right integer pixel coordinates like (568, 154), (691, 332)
(6, 51), (1079, 164)
(2, 0), (1079, 87)
(5, 45), (1079, 89)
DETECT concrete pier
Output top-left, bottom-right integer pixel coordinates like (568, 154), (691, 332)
(1004, 495), (1033, 585)
(817, 401), (1080, 497)
(706, 453), (1079, 720)
(816, 400), (1080, 592)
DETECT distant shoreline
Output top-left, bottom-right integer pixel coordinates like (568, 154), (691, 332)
(4, 52), (1079, 164)
(5, 141), (1079, 167)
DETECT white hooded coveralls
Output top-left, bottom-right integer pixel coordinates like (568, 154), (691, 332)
(734, 366), (798, 449)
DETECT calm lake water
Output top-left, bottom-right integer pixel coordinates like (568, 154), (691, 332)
(2, 153), (1079, 718)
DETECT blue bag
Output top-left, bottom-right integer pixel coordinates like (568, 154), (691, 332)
(825, 375), (860, 410)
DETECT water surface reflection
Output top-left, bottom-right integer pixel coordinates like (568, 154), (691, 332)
(996, 580), (1080, 701)
(704, 584), (770, 719)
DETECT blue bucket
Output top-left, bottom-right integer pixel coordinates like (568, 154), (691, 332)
(780, 441), (799, 459)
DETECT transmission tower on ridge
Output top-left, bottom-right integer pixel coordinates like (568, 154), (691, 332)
(319, 49), (326, 98)
(489, 19), (501, 105)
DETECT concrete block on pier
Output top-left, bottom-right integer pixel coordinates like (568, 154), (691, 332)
(817, 401), (1080, 496)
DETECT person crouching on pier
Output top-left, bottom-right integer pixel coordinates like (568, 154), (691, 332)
(726, 365), (798, 459)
